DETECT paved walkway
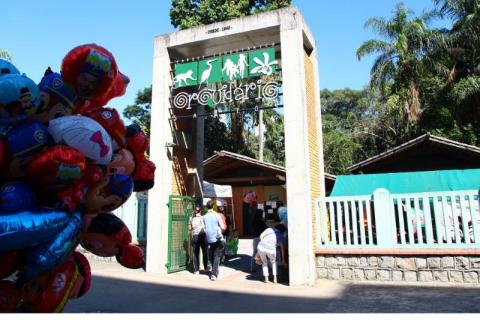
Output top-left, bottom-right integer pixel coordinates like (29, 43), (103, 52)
(64, 240), (480, 313)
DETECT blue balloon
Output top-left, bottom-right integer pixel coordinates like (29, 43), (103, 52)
(3, 121), (49, 177)
(0, 181), (37, 213)
(108, 174), (134, 199)
(0, 208), (70, 252)
(38, 72), (77, 112)
(23, 211), (83, 279)
(0, 74), (41, 126)
(0, 58), (20, 76)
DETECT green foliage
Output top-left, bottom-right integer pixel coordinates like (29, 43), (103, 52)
(123, 86), (152, 137)
(356, 2), (444, 123)
(262, 109), (284, 166)
(327, 0), (480, 174)
(204, 115), (232, 157)
(170, 0), (291, 30)
(0, 49), (12, 62)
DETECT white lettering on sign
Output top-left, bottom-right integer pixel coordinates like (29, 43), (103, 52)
(172, 79), (279, 110)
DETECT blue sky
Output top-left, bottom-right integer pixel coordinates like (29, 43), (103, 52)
(2, 0), (441, 119)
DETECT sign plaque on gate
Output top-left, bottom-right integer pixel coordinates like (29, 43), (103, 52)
(171, 48), (281, 111)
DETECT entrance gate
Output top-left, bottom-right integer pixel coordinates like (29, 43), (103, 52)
(148, 7), (325, 285)
(167, 195), (195, 273)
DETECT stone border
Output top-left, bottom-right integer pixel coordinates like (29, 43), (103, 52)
(316, 255), (480, 283)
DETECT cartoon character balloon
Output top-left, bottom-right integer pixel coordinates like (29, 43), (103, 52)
(33, 69), (77, 124)
(48, 115), (113, 165)
(0, 58), (20, 76)
(0, 43), (154, 313)
(61, 44), (118, 103)
(0, 74), (41, 127)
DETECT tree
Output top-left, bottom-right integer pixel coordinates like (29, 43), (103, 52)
(356, 3), (445, 123)
(321, 89), (376, 174)
(0, 49), (12, 61)
(262, 109), (284, 166)
(123, 86), (152, 137)
(169, 0), (290, 163)
(170, 0), (291, 30)
(204, 114), (233, 157)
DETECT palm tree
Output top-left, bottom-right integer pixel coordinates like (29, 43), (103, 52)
(356, 3), (441, 123)
(434, 0), (480, 92)
(0, 49), (12, 62)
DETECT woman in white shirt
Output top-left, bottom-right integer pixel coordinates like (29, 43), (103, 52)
(189, 205), (207, 274)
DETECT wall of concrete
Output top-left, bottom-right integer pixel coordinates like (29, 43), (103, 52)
(316, 254), (480, 283)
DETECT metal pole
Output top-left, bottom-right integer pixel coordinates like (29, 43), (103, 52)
(258, 108), (264, 162)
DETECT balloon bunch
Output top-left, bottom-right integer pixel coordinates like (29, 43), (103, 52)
(0, 44), (156, 313)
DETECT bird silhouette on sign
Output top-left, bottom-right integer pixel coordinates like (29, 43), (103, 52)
(200, 59), (217, 85)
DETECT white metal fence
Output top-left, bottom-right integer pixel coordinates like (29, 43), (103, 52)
(316, 189), (480, 250)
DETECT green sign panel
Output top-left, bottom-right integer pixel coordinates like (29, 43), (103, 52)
(173, 61), (198, 88)
(198, 59), (222, 85)
(172, 48), (278, 88)
(249, 48), (277, 77)
(222, 53), (249, 81)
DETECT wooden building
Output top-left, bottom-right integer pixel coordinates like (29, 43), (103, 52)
(203, 150), (336, 236)
(348, 133), (480, 174)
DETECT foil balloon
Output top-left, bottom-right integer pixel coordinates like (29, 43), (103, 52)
(85, 174), (133, 213)
(79, 71), (129, 113)
(131, 159), (156, 192)
(125, 124), (156, 191)
(33, 70), (77, 124)
(85, 107), (126, 149)
(0, 58), (20, 76)
(116, 243), (145, 269)
(107, 148), (135, 175)
(126, 124), (149, 155)
(81, 213), (131, 257)
(68, 252), (91, 299)
(0, 74), (41, 127)
(0, 251), (18, 279)
(27, 145), (86, 192)
(0, 280), (21, 312)
(48, 115), (113, 165)
(0, 209), (70, 252)
(23, 212), (83, 280)
(61, 44), (118, 102)
(22, 260), (78, 313)
(0, 181), (37, 213)
(1, 120), (49, 177)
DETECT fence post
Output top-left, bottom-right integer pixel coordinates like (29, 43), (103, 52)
(373, 188), (396, 248)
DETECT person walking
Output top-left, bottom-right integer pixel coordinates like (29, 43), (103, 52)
(188, 205), (208, 275)
(250, 208), (267, 272)
(203, 200), (226, 281)
(256, 224), (287, 283)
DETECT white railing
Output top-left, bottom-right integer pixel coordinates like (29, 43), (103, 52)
(316, 189), (480, 250)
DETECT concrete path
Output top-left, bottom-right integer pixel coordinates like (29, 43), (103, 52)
(64, 240), (480, 313)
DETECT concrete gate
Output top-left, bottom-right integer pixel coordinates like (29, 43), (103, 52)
(147, 6), (325, 286)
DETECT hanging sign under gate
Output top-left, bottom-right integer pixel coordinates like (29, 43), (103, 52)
(171, 48), (281, 110)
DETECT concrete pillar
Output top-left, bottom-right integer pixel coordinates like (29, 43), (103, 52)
(373, 188), (396, 248)
(280, 11), (316, 286)
(146, 36), (173, 275)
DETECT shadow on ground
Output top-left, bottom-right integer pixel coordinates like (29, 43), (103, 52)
(64, 274), (480, 313)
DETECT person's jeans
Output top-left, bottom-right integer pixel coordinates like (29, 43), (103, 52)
(208, 240), (224, 277)
(191, 233), (208, 272)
